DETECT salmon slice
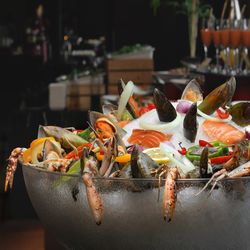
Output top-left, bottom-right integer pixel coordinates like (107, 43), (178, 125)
(202, 120), (245, 145)
(130, 129), (168, 141)
(128, 129), (172, 148)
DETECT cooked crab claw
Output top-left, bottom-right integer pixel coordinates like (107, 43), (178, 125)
(163, 167), (179, 222)
(81, 147), (103, 225)
(153, 88), (177, 122)
(198, 77), (236, 115)
(5, 147), (25, 192)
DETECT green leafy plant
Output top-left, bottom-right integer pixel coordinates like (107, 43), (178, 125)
(151, 0), (210, 18)
(150, 0), (211, 58)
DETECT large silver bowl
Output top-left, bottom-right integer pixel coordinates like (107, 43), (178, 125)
(22, 164), (250, 250)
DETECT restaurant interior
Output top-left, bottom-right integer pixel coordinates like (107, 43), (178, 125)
(0, 0), (250, 249)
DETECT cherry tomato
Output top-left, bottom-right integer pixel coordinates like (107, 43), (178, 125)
(147, 103), (155, 110)
(178, 148), (187, 155)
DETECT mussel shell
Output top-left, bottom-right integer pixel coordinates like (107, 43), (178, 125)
(229, 102), (250, 126)
(183, 103), (198, 142)
(199, 147), (208, 178)
(198, 77), (236, 115)
(153, 88), (177, 122)
(119, 162), (133, 178)
(118, 79), (125, 95)
(89, 111), (126, 138)
(102, 104), (118, 116)
(130, 145), (142, 178)
(137, 153), (159, 178)
(42, 139), (62, 161)
(131, 144), (160, 178)
(181, 79), (203, 102)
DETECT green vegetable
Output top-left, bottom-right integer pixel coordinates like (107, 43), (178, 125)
(121, 110), (134, 121)
(78, 128), (91, 141)
(53, 160), (81, 187)
(186, 141), (229, 161)
(112, 44), (145, 56)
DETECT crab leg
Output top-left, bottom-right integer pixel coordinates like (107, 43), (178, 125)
(195, 169), (227, 196)
(5, 147), (25, 192)
(82, 172), (103, 225)
(81, 148), (103, 225)
(162, 167), (179, 222)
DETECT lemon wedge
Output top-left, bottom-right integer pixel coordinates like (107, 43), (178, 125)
(143, 147), (169, 164)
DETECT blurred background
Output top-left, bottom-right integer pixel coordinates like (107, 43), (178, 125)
(0, 0), (249, 249)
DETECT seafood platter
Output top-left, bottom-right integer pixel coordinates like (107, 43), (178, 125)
(5, 77), (250, 250)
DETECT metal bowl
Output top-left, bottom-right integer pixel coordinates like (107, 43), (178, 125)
(22, 164), (250, 250)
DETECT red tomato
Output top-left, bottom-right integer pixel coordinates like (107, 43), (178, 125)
(147, 103), (155, 110)
(139, 107), (149, 116)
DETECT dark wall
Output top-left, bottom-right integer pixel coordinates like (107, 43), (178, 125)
(0, 0), (249, 220)
(2, 0), (249, 70)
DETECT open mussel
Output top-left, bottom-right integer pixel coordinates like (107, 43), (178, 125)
(42, 139), (63, 161)
(153, 88), (177, 122)
(131, 145), (159, 178)
(229, 102), (250, 126)
(198, 77), (236, 115)
(40, 126), (88, 150)
(183, 103), (198, 142)
(181, 79), (203, 103)
(89, 111), (126, 139)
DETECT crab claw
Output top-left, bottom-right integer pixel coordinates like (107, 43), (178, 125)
(81, 147), (103, 225)
(163, 167), (179, 222)
(5, 147), (25, 192)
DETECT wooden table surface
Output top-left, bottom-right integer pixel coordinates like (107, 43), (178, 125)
(0, 220), (65, 250)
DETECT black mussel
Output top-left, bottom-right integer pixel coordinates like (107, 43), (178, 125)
(153, 88), (177, 122)
(229, 102), (250, 126)
(118, 79), (124, 96)
(212, 164), (224, 173)
(137, 153), (159, 178)
(130, 145), (159, 178)
(131, 145), (142, 178)
(199, 147), (208, 178)
(183, 103), (198, 142)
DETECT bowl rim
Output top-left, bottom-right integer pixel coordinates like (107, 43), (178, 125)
(22, 163), (250, 184)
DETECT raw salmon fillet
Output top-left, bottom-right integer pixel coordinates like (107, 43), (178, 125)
(202, 120), (245, 145)
(128, 129), (172, 148)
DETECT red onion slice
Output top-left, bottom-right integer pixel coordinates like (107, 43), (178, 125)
(176, 101), (193, 114)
